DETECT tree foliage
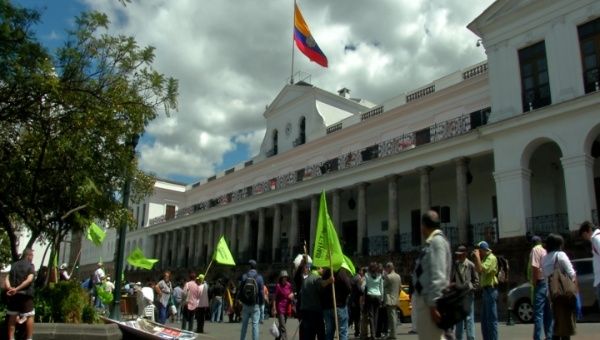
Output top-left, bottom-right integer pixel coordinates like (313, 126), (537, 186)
(0, 1), (178, 262)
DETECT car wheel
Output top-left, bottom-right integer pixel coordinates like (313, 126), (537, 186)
(515, 298), (533, 323)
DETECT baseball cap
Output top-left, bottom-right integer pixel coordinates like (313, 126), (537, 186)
(476, 241), (490, 251)
(455, 245), (467, 254)
(531, 235), (542, 244)
(197, 274), (205, 281)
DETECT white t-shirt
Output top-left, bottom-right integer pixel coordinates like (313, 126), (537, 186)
(590, 229), (600, 287)
(542, 251), (576, 280)
(93, 267), (105, 284)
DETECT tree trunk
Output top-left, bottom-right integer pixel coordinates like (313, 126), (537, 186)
(0, 210), (20, 261)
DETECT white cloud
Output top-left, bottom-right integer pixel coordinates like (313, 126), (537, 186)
(84, 0), (494, 182)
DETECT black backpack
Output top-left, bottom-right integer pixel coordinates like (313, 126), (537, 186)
(239, 276), (258, 305)
(435, 283), (471, 329)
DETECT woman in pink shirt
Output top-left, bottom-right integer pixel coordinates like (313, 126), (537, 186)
(181, 272), (199, 331)
(274, 270), (294, 340)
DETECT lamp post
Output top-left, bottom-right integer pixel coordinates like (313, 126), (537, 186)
(110, 134), (139, 320)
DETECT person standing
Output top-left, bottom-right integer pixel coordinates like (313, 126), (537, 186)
(157, 271), (173, 324)
(211, 279), (225, 323)
(239, 259), (264, 340)
(529, 236), (552, 340)
(362, 262), (383, 340)
(197, 274), (210, 333)
(542, 234), (577, 340)
(473, 241), (498, 340)
(321, 267), (352, 340)
(5, 248), (35, 340)
(274, 270), (293, 340)
(173, 281), (183, 322)
(383, 262), (402, 340)
(299, 265), (325, 340)
(93, 262), (105, 308)
(579, 221), (600, 305)
(261, 282), (269, 323)
(411, 210), (451, 340)
(451, 245), (479, 340)
(349, 267), (364, 338)
(181, 273), (199, 331)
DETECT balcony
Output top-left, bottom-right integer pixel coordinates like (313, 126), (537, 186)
(360, 106), (384, 121)
(526, 213), (569, 237)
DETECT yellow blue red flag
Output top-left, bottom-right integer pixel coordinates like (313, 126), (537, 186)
(294, 3), (328, 67)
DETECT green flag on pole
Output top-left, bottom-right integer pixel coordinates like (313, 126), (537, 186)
(312, 191), (345, 270)
(213, 235), (236, 266)
(86, 222), (106, 246)
(127, 247), (159, 270)
(341, 254), (356, 276)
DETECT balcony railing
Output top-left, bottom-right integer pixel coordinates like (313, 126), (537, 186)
(462, 63), (488, 80)
(399, 232), (421, 252)
(526, 213), (569, 237)
(326, 122), (342, 134)
(406, 84), (435, 102)
(360, 106), (384, 121)
(365, 235), (389, 256)
(592, 209), (598, 226)
(441, 225), (458, 246)
(471, 220), (498, 245)
(148, 110), (491, 226)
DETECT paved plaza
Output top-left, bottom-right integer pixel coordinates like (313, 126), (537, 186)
(166, 318), (600, 339)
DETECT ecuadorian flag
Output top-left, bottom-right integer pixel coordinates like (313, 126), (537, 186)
(294, 3), (328, 68)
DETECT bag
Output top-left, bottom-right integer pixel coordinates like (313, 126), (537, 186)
(496, 255), (509, 283)
(435, 283), (471, 329)
(240, 276), (258, 305)
(269, 320), (280, 337)
(548, 253), (577, 300)
(170, 304), (177, 316)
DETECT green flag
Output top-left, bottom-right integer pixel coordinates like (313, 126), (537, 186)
(213, 235), (236, 266)
(341, 254), (356, 276)
(86, 222), (106, 246)
(97, 283), (113, 304)
(312, 191), (345, 270)
(127, 247), (159, 270)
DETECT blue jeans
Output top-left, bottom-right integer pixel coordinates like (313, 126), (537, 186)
(212, 297), (223, 322)
(481, 287), (498, 340)
(158, 304), (168, 324)
(533, 280), (553, 340)
(323, 306), (349, 340)
(455, 292), (475, 340)
(240, 304), (260, 340)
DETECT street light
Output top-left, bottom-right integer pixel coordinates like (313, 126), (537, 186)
(110, 133), (139, 320)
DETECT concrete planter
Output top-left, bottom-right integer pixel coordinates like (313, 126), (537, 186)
(29, 323), (122, 340)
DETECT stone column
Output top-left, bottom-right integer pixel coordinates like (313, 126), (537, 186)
(241, 212), (252, 260)
(154, 233), (162, 261)
(387, 175), (399, 252)
(257, 208), (266, 261)
(331, 189), (342, 233)
(272, 204), (282, 261)
(493, 168), (532, 238)
(207, 221), (215, 259)
(161, 232), (170, 269)
(170, 230), (178, 267)
(219, 218), (226, 239)
(177, 228), (186, 267)
(289, 200), (299, 256)
(561, 154), (596, 230)
(196, 224), (204, 266)
(357, 182), (368, 255)
(418, 166), (433, 214)
(186, 225), (195, 268)
(230, 215), (238, 255)
(309, 194), (319, 253)
(456, 157), (471, 245)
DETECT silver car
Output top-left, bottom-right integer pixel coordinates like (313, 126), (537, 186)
(507, 258), (598, 323)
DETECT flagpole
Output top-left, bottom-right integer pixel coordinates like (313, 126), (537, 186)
(204, 258), (214, 277)
(328, 247), (340, 340)
(290, 0), (296, 84)
(69, 247), (82, 278)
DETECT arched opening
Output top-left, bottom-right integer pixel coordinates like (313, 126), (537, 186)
(527, 141), (568, 236)
(298, 116), (306, 145)
(272, 129), (278, 156)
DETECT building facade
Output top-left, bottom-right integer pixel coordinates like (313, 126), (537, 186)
(79, 0), (600, 277)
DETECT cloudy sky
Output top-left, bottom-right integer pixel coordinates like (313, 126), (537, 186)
(17, 0), (495, 184)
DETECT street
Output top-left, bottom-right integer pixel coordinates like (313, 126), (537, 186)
(167, 318), (600, 339)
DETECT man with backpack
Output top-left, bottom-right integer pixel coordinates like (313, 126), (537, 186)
(239, 259), (265, 340)
(473, 241), (498, 340)
(451, 245), (479, 340)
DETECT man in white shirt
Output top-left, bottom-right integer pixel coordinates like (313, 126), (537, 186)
(93, 262), (105, 308)
(579, 221), (600, 305)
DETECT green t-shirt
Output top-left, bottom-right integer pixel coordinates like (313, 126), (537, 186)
(480, 252), (498, 287)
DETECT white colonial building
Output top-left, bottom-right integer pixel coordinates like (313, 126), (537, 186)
(80, 0), (600, 274)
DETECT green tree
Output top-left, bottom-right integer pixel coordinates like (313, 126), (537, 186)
(0, 0), (178, 263)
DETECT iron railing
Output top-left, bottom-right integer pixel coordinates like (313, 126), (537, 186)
(399, 232), (421, 252)
(471, 220), (499, 244)
(430, 115), (471, 143)
(365, 235), (389, 256)
(526, 213), (569, 237)
(442, 225), (459, 246)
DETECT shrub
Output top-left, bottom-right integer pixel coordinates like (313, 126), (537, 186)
(35, 281), (99, 323)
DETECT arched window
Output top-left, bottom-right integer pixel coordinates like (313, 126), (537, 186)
(272, 129), (278, 155)
(299, 116), (306, 145)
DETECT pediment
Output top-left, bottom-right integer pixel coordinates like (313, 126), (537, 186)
(263, 83), (314, 118)
(468, 0), (542, 37)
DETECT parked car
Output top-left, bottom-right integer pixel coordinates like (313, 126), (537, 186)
(507, 257), (598, 323)
(396, 284), (412, 322)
